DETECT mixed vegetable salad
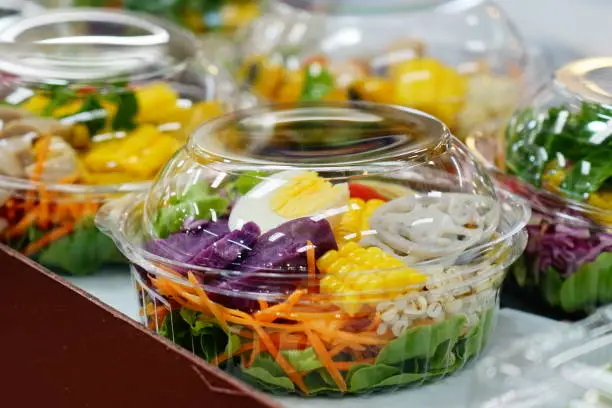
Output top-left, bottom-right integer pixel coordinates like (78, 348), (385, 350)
(69, 0), (260, 34)
(505, 102), (612, 313)
(124, 168), (510, 396)
(240, 43), (520, 138)
(0, 81), (223, 275)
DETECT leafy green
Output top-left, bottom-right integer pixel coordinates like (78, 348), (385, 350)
(506, 103), (612, 194)
(349, 364), (400, 392)
(560, 252), (612, 312)
(541, 267), (564, 307)
(34, 218), (126, 275)
(376, 314), (466, 365)
(229, 171), (268, 196)
(456, 308), (495, 362)
(303, 370), (339, 394)
(242, 354), (295, 391)
(153, 184), (230, 238)
(300, 64), (335, 102)
(159, 309), (191, 348)
(280, 347), (323, 373)
(75, 94), (107, 136)
(42, 86), (76, 117)
(512, 254), (528, 287)
(110, 89), (138, 131)
(560, 149), (612, 200)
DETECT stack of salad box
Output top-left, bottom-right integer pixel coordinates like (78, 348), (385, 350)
(3, 0), (612, 406)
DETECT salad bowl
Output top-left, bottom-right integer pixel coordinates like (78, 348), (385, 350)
(0, 8), (238, 275)
(97, 102), (529, 397)
(467, 57), (612, 317)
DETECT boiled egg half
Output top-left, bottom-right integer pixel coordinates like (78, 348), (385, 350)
(229, 170), (349, 232)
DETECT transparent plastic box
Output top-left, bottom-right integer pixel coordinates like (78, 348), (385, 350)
(0, 8), (238, 275)
(97, 101), (529, 397)
(234, 0), (547, 140)
(467, 57), (612, 317)
(469, 305), (612, 408)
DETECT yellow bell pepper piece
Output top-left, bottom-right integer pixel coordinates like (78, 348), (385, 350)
(541, 160), (567, 192)
(82, 124), (180, 179)
(318, 242), (427, 314)
(588, 192), (612, 225)
(350, 77), (394, 103)
(20, 95), (50, 115)
(241, 57), (285, 100)
(221, 2), (260, 29)
(391, 58), (467, 129)
(135, 82), (179, 124)
(275, 69), (304, 103)
(52, 100), (83, 118)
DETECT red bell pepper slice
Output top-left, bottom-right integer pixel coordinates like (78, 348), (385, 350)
(348, 183), (387, 201)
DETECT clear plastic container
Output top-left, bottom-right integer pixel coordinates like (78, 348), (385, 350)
(0, 8), (238, 275)
(234, 0), (542, 140)
(36, 0), (261, 35)
(96, 101), (529, 397)
(466, 57), (612, 317)
(469, 305), (612, 408)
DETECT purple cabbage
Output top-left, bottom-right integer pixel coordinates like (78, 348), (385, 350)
(145, 219), (230, 264)
(188, 222), (260, 269)
(207, 217), (338, 312)
(525, 218), (612, 277)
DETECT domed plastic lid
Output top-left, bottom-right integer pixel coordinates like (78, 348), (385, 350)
(97, 102), (530, 317)
(134, 102), (516, 276)
(279, 0), (452, 14)
(504, 57), (612, 221)
(0, 8), (198, 84)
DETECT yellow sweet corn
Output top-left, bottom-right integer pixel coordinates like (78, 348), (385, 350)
(588, 192), (612, 225)
(221, 2), (260, 29)
(391, 58), (467, 129)
(318, 242), (427, 314)
(135, 82), (179, 124)
(335, 198), (385, 244)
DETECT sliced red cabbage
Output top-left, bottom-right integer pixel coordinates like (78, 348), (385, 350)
(207, 217), (338, 312)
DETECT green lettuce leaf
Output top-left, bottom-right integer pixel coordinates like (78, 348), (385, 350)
(35, 217), (126, 275)
(242, 354), (295, 391)
(153, 183), (230, 238)
(280, 347), (323, 373)
(376, 314), (466, 365)
(560, 252), (612, 312)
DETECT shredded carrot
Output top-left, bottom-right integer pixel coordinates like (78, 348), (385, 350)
(211, 343), (255, 365)
(5, 199), (17, 220)
(363, 315), (381, 332)
(332, 359), (376, 371)
(254, 290), (307, 322)
(23, 223), (74, 256)
(187, 272), (230, 333)
(5, 210), (38, 238)
(353, 351), (364, 360)
(246, 334), (260, 368)
(329, 344), (347, 357)
(37, 187), (50, 229)
(306, 240), (316, 293)
(57, 172), (79, 184)
(251, 323), (309, 394)
(304, 327), (347, 392)
(258, 299), (269, 310)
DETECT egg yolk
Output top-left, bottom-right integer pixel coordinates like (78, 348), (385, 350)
(271, 171), (346, 218)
